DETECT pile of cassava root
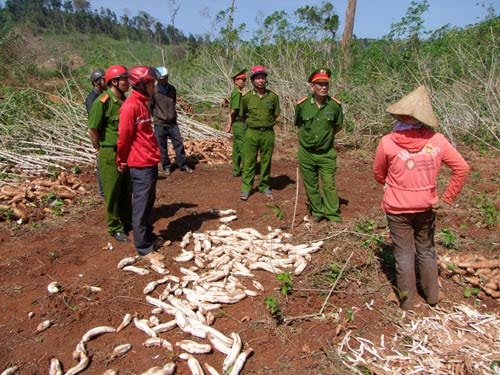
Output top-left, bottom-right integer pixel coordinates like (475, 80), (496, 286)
(23, 222), (324, 375)
(0, 171), (86, 224)
(439, 253), (500, 300)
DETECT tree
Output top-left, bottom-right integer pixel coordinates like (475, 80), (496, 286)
(341, 0), (356, 82)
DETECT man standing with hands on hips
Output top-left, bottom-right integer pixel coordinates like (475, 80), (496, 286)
(294, 68), (343, 223)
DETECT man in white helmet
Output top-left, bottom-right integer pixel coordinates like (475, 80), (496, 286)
(149, 66), (192, 177)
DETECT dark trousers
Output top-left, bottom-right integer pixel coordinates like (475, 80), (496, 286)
(387, 210), (439, 309)
(154, 124), (188, 171)
(130, 166), (158, 255)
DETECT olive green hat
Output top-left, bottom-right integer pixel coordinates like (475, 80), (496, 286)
(308, 68), (331, 83)
(231, 69), (247, 80)
(386, 85), (439, 128)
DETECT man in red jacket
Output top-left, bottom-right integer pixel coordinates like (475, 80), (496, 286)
(116, 66), (165, 261)
(373, 85), (469, 310)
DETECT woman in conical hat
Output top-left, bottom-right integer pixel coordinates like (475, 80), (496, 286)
(373, 85), (469, 310)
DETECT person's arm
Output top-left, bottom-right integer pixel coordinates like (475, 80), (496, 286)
(88, 129), (100, 151)
(373, 139), (388, 185)
(87, 99), (104, 151)
(116, 104), (135, 171)
(225, 109), (238, 132)
(440, 138), (470, 204)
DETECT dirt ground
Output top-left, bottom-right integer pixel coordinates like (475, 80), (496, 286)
(0, 144), (498, 375)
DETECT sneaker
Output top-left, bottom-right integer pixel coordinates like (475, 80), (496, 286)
(152, 236), (166, 250)
(164, 167), (171, 176)
(142, 251), (165, 262)
(181, 166), (193, 173)
(233, 172), (241, 177)
(113, 231), (130, 243)
(240, 191), (249, 201)
(262, 189), (273, 197)
(312, 216), (323, 223)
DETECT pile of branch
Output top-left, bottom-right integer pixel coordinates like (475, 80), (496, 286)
(439, 253), (500, 299)
(178, 114), (231, 140)
(183, 138), (232, 165)
(339, 304), (500, 374)
(0, 171), (87, 223)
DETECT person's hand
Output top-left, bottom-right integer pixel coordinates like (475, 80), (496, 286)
(224, 123), (232, 133)
(433, 199), (453, 215)
(117, 163), (127, 172)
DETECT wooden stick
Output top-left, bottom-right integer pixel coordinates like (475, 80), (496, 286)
(319, 251), (353, 315)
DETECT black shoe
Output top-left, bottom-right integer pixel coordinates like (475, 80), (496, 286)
(181, 166), (193, 173)
(312, 216), (324, 223)
(113, 231), (130, 243)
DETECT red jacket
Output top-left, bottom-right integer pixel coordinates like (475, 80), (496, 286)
(373, 127), (469, 214)
(117, 90), (160, 168)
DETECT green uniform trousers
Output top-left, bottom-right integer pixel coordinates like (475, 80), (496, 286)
(98, 147), (133, 235)
(298, 146), (341, 221)
(231, 122), (246, 176)
(241, 128), (275, 193)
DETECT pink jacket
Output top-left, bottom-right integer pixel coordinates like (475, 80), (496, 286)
(117, 90), (160, 168)
(373, 127), (469, 214)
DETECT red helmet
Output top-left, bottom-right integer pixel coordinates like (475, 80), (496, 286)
(128, 65), (159, 86)
(105, 65), (128, 85)
(250, 65), (267, 79)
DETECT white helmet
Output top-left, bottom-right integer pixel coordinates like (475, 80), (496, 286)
(156, 66), (168, 79)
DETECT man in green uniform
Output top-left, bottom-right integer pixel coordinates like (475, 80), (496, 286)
(88, 65), (133, 242)
(239, 65), (280, 200)
(294, 68), (343, 222)
(225, 69), (247, 177)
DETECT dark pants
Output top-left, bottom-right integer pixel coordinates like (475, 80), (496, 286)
(154, 124), (188, 171)
(130, 166), (158, 256)
(387, 210), (439, 309)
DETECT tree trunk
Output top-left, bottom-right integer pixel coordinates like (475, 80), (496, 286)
(341, 0), (357, 86)
(225, 0), (236, 65)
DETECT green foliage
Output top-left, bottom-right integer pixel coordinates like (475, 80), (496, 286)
(265, 204), (285, 220)
(264, 296), (283, 323)
(473, 193), (499, 227)
(327, 262), (342, 282)
(437, 228), (456, 249)
(276, 272), (293, 296)
(463, 286), (480, 298)
(355, 219), (383, 247)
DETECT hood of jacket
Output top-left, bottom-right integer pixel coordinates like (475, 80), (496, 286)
(390, 127), (435, 153)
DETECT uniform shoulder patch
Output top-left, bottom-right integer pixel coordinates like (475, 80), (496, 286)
(331, 96), (341, 104)
(99, 93), (110, 103)
(296, 96), (308, 105)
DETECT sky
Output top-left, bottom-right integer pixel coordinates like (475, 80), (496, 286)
(88, 0), (497, 39)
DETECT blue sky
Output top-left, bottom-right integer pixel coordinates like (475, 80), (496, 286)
(89, 0), (497, 39)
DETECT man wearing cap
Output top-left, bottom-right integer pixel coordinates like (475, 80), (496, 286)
(150, 66), (193, 177)
(86, 69), (107, 198)
(225, 69), (247, 177)
(294, 68), (343, 222)
(239, 65), (280, 200)
(373, 85), (469, 310)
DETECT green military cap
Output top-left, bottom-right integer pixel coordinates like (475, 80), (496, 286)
(231, 69), (247, 80)
(308, 68), (332, 83)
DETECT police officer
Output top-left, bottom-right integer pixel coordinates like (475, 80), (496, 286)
(87, 65), (133, 243)
(85, 69), (107, 197)
(225, 69), (247, 177)
(239, 65), (280, 200)
(294, 68), (343, 222)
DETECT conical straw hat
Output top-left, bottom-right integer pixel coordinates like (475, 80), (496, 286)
(386, 85), (439, 128)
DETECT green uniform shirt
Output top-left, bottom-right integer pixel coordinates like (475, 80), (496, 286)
(229, 86), (243, 123)
(88, 89), (124, 147)
(240, 89), (280, 129)
(294, 94), (343, 153)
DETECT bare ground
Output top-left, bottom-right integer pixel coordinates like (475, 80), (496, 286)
(0, 146), (499, 375)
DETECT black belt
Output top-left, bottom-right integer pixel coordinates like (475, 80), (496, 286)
(249, 127), (273, 132)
